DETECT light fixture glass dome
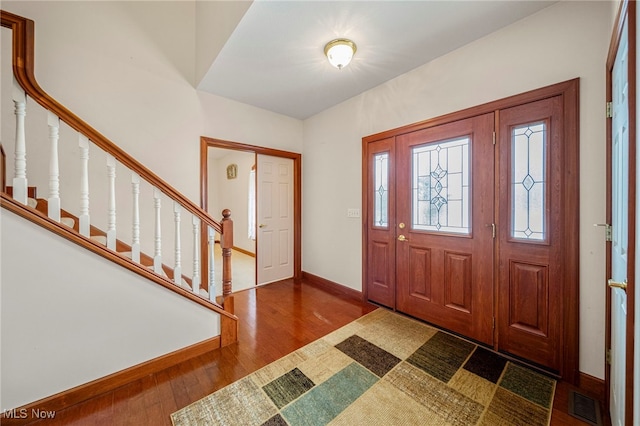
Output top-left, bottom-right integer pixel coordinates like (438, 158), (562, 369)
(324, 38), (357, 70)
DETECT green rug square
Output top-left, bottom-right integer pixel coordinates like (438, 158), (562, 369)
(499, 363), (556, 408)
(407, 331), (476, 383)
(262, 367), (315, 409)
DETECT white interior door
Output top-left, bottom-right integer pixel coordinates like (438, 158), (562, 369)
(610, 17), (629, 426)
(256, 154), (294, 285)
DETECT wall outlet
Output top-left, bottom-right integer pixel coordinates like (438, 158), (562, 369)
(347, 208), (360, 218)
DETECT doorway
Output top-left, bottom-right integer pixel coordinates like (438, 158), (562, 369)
(363, 80), (579, 381)
(200, 137), (302, 294)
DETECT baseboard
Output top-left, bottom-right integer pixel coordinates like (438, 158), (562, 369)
(302, 271), (363, 302)
(0, 336), (221, 425)
(232, 246), (256, 257)
(579, 372), (606, 402)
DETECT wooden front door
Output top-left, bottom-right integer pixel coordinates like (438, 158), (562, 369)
(395, 113), (495, 345)
(363, 80), (579, 378)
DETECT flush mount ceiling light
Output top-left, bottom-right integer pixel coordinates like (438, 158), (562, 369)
(324, 38), (357, 70)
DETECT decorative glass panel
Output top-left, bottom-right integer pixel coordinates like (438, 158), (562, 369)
(511, 122), (546, 240)
(374, 153), (389, 227)
(412, 137), (470, 234)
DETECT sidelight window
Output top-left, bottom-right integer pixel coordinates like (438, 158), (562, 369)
(373, 152), (389, 228)
(511, 122), (546, 241)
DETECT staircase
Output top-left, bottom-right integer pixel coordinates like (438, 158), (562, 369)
(1, 10), (238, 418)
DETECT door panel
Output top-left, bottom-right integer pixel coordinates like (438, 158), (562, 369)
(609, 16), (629, 426)
(497, 96), (563, 371)
(396, 113), (495, 345)
(365, 138), (396, 307)
(257, 155), (294, 285)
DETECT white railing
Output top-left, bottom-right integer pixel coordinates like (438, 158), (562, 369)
(1, 11), (234, 307)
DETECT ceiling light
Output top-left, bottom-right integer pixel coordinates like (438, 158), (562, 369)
(324, 38), (357, 70)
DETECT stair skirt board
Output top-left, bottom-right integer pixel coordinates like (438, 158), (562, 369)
(0, 336), (221, 425)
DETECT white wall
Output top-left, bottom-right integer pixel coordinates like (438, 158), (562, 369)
(0, 208), (219, 410)
(302, 1), (612, 379)
(209, 149), (256, 254)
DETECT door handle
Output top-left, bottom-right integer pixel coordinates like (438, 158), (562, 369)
(397, 234), (408, 242)
(259, 224), (266, 228)
(608, 279), (627, 291)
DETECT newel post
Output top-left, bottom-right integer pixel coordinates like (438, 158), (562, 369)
(220, 209), (234, 309)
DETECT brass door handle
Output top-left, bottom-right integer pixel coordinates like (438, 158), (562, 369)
(397, 234), (408, 242)
(259, 224), (266, 228)
(608, 279), (627, 291)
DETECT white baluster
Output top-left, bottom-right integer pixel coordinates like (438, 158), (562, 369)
(106, 154), (116, 250)
(153, 188), (162, 274)
(192, 215), (200, 293)
(208, 226), (216, 301)
(79, 135), (90, 237)
(47, 112), (61, 221)
(12, 79), (27, 205)
(131, 173), (140, 263)
(173, 202), (182, 285)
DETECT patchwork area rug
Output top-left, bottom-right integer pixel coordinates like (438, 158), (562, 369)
(172, 309), (556, 426)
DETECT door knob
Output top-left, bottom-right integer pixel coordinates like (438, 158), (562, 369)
(608, 279), (627, 291)
(397, 234), (408, 242)
(259, 224), (266, 228)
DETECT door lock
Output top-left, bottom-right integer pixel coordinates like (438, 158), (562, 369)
(397, 234), (408, 242)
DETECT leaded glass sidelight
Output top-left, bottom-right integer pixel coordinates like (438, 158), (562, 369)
(511, 122), (546, 241)
(374, 153), (389, 227)
(412, 137), (470, 234)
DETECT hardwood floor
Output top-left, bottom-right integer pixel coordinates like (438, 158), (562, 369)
(23, 279), (605, 425)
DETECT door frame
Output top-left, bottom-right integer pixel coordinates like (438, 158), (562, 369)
(200, 137), (302, 288)
(362, 79), (580, 383)
(605, 0), (636, 421)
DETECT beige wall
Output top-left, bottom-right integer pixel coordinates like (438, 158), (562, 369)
(302, 1), (612, 379)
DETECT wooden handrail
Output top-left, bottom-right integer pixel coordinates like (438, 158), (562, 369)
(0, 10), (222, 234)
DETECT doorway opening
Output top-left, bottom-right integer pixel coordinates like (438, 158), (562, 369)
(200, 137), (302, 295)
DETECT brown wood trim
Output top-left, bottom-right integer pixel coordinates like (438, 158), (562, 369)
(0, 11), (222, 234)
(0, 142), (6, 193)
(302, 271), (363, 302)
(0, 336), (221, 425)
(579, 372), (607, 404)
(233, 246), (256, 257)
(1, 193), (238, 322)
(200, 137), (303, 284)
(362, 79), (580, 384)
(363, 79), (580, 144)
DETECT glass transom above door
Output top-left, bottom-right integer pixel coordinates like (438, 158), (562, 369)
(412, 136), (470, 234)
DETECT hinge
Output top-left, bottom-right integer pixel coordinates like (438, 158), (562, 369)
(606, 348), (612, 365)
(606, 102), (613, 118)
(594, 223), (612, 242)
(492, 223), (496, 239)
(492, 131), (496, 145)
(492, 317), (495, 330)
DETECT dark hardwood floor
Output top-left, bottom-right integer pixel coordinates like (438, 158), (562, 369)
(23, 279), (605, 425)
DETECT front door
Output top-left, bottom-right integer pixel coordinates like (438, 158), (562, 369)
(363, 81), (579, 377)
(395, 113), (495, 345)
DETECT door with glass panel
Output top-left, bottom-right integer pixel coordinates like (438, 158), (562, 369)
(496, 97), (564, 371)
(395, 113), (495, 345)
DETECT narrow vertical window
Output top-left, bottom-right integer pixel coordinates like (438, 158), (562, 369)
(412, 137), (470, 234)
(374, 153), (389, 227)
(511, 122), (546, 241)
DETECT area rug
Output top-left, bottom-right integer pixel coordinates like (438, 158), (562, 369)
(171, 309), (556, 426)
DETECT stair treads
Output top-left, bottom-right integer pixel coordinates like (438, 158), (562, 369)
(27, 198), (37, 208)
(61, 217), (75, 228)
(91, 235), (107, 245)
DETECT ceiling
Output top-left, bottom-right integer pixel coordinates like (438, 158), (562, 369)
(197, 1), (557, 120)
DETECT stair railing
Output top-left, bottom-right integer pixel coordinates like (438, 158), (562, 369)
(1, 10), (236, 338)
